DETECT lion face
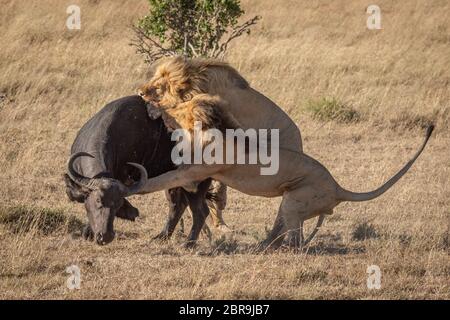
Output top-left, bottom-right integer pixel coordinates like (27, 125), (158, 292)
(138, 62), (192, 109)
(138, 77), (169, 105)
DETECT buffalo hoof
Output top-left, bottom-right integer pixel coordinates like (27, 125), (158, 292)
(152, 232), (170, 241)
(82, 225), (94, 241)
(183, 240), (197, 250)
(216, 224), (233, 233)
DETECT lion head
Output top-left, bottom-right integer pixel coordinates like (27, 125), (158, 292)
(138, 56), (202, 109)
(138, 57), (246, 139)
(137, 56), (248, 110)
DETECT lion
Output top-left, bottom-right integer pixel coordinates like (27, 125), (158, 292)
(138, 56), (303, 150)
(155, 93), (240, 134)
(134, 57), (434, 250)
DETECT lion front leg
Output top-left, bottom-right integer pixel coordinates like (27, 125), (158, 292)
(137, 165), (222, 195)
(207, 181), (231, 232)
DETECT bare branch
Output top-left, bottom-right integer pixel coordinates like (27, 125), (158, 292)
(130, 25), (177, 64)
(215, 15), (261, 59)
(188, 42), (199, 57)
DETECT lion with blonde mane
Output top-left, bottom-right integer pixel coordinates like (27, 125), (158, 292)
(134, 56), (433, 250)
(139, 57), (302, 148)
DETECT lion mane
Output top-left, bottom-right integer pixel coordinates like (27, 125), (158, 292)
(161, 94), (240, 133)
(139, 57), (247, 134)
(151, 56), (249, 98)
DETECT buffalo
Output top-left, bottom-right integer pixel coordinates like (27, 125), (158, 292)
(64, 95), (226, 245)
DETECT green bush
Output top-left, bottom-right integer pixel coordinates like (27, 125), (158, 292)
(351, 222), (379, 241)
(132, 0), (260, 62)
(305, 97), (360, 123)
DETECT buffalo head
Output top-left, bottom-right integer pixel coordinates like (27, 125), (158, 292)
(64, 152), (148, 245)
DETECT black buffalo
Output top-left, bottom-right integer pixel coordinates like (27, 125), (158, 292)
(64, 95), (217, 245)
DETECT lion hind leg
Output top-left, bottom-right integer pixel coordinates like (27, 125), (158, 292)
(256, 208), (287, 253)
(282, 187), (330, 250)
(206, 181), (231, 232)
(281, 197), (305, 252)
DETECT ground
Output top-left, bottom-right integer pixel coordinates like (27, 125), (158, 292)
(0, 0), (449, 299)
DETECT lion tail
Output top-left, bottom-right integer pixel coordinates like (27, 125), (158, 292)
(337, 125), (434, 202)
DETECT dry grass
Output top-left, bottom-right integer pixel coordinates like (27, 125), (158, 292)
(0, 0), (449, 299)
(0, 205), (83, 235)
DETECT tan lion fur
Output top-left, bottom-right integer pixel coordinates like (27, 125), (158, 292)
(146, 56), (249, 101)
(138, 56), (247, 135)
(160, 94), (240, 133)
(136, 57), (433, 251)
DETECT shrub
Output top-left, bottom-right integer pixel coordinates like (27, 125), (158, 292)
(351, 222), (379, 241)
(305, 97), (360, 123)
(0, 205), (83, 235)
(131, 0), (260, 63)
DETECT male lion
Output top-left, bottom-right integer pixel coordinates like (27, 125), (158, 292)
(135, 57), (433, 250)
(138, 57), (302, 151)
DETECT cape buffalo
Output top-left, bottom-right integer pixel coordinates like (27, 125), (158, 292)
(64, 95), (226, 245)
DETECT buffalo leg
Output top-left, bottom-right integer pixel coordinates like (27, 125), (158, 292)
(153, 187), (188, 240)
(184, 179), (212, 247)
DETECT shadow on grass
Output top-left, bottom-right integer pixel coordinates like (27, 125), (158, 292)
(300, 243), (366, 255)
(202, 234), (366, 256)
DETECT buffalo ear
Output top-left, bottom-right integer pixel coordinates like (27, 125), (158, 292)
(116, 199), (139, 221)
(63, 174), (89, 203)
